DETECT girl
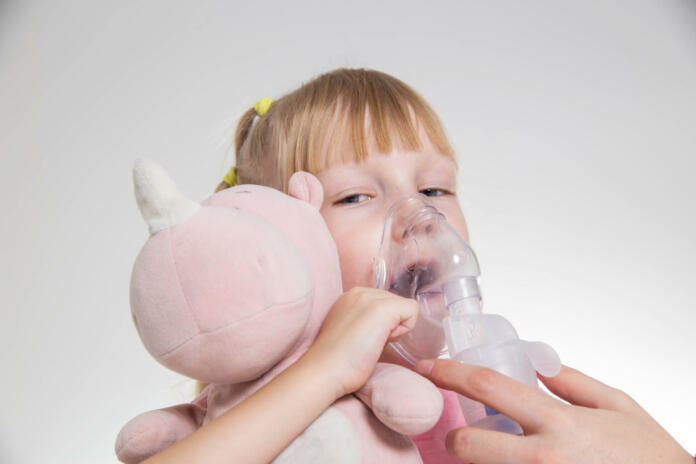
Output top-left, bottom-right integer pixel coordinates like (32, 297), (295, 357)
(141, 68), (693, 463)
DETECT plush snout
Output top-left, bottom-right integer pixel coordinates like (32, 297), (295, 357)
(130, 206), (314, 384)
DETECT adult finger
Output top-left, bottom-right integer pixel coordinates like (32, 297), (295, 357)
(415, 359), (563, 432)
(538, 365), (645, 416)
(445, 426), (535, 464)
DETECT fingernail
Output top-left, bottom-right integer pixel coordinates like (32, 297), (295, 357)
(415, 359), (434, 376)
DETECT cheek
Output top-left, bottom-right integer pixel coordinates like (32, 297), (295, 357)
(453, 217), (470, 243)
(441, 207), (470, 242)
(334, 229), (381, 290)
(322, 215), (383, 290)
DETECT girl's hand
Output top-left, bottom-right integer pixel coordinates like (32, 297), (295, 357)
(306, 286), (419, 398)
(414, 359), (693, 464)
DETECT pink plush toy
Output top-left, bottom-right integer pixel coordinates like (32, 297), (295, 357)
(115, 160), (445, 463)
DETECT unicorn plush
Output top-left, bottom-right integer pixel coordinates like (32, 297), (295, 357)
(115, 160), (444, 463)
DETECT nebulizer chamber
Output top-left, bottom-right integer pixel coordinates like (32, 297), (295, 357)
(373, 195), (560, 435)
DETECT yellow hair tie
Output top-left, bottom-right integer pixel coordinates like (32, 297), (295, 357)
(223, 166), (237, 186)
(254, 97), (274, 117)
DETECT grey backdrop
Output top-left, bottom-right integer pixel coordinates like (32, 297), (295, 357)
(1, 1), (694, 462)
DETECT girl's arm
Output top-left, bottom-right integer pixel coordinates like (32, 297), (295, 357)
(142, 349), (341, 464)
(141, 287), (419, 464)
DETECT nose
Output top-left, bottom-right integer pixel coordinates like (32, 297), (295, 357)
(381, 194), (442, 275)
(385, 194), (437, 244)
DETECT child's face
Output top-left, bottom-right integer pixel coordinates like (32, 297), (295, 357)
(316, 138), (470, 293)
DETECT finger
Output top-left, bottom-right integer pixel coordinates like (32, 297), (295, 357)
(416, 359), (562, 432)
(445, 426), (534, 464)
(539, 365), (644, 416)
(387, 298), (419, 340)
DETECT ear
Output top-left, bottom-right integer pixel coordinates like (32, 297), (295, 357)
(288, 171), (324, 210)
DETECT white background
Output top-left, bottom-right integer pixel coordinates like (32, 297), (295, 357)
(1, 1), (694, 462)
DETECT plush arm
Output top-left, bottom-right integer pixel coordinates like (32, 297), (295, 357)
(354, 362), (444, 435)
(115, 402), (207, 464)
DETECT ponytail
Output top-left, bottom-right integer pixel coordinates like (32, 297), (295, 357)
(234, 107), (257, 157)
(215, 106), (258, 193)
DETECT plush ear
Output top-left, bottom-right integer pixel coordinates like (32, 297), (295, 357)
(288, 171), (324, 210)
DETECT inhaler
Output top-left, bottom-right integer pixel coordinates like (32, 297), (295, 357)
(373, 195), (561, 435)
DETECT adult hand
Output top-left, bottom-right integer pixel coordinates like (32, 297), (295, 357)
(414, 359), (693, 464)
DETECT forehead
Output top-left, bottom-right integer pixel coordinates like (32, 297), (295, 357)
(317, 147), (457, 189)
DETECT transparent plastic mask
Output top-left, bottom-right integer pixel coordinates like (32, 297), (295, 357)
(374, 195), (561, 436)
(373, 194), (482, 365)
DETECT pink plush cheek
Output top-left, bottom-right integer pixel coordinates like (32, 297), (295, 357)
(130, 231), (200, 360)
(131, 207), (314, 382)
(159, 291), (314, 384)
(207, 187), (343, 326)
(174, 208), (314, 332)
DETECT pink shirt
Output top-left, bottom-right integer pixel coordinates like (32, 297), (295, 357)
(409, 388), (469, 464)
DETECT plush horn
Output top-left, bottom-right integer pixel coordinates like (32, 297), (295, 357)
(132, 159), (200, 234)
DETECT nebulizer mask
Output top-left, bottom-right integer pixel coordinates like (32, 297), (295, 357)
(373, 195), (561, 435)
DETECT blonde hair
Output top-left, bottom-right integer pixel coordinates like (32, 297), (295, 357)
(215, 68), (456, 194)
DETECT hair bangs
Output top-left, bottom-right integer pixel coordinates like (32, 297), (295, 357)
(298, 71), (457, 176)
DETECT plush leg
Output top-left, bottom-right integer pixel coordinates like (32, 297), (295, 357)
(115, 403), (206, 463)
(354, 362), (443, 435)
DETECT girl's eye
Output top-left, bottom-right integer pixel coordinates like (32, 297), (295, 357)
(420, 188), (447, 197)
(336, 194), (371, 205)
